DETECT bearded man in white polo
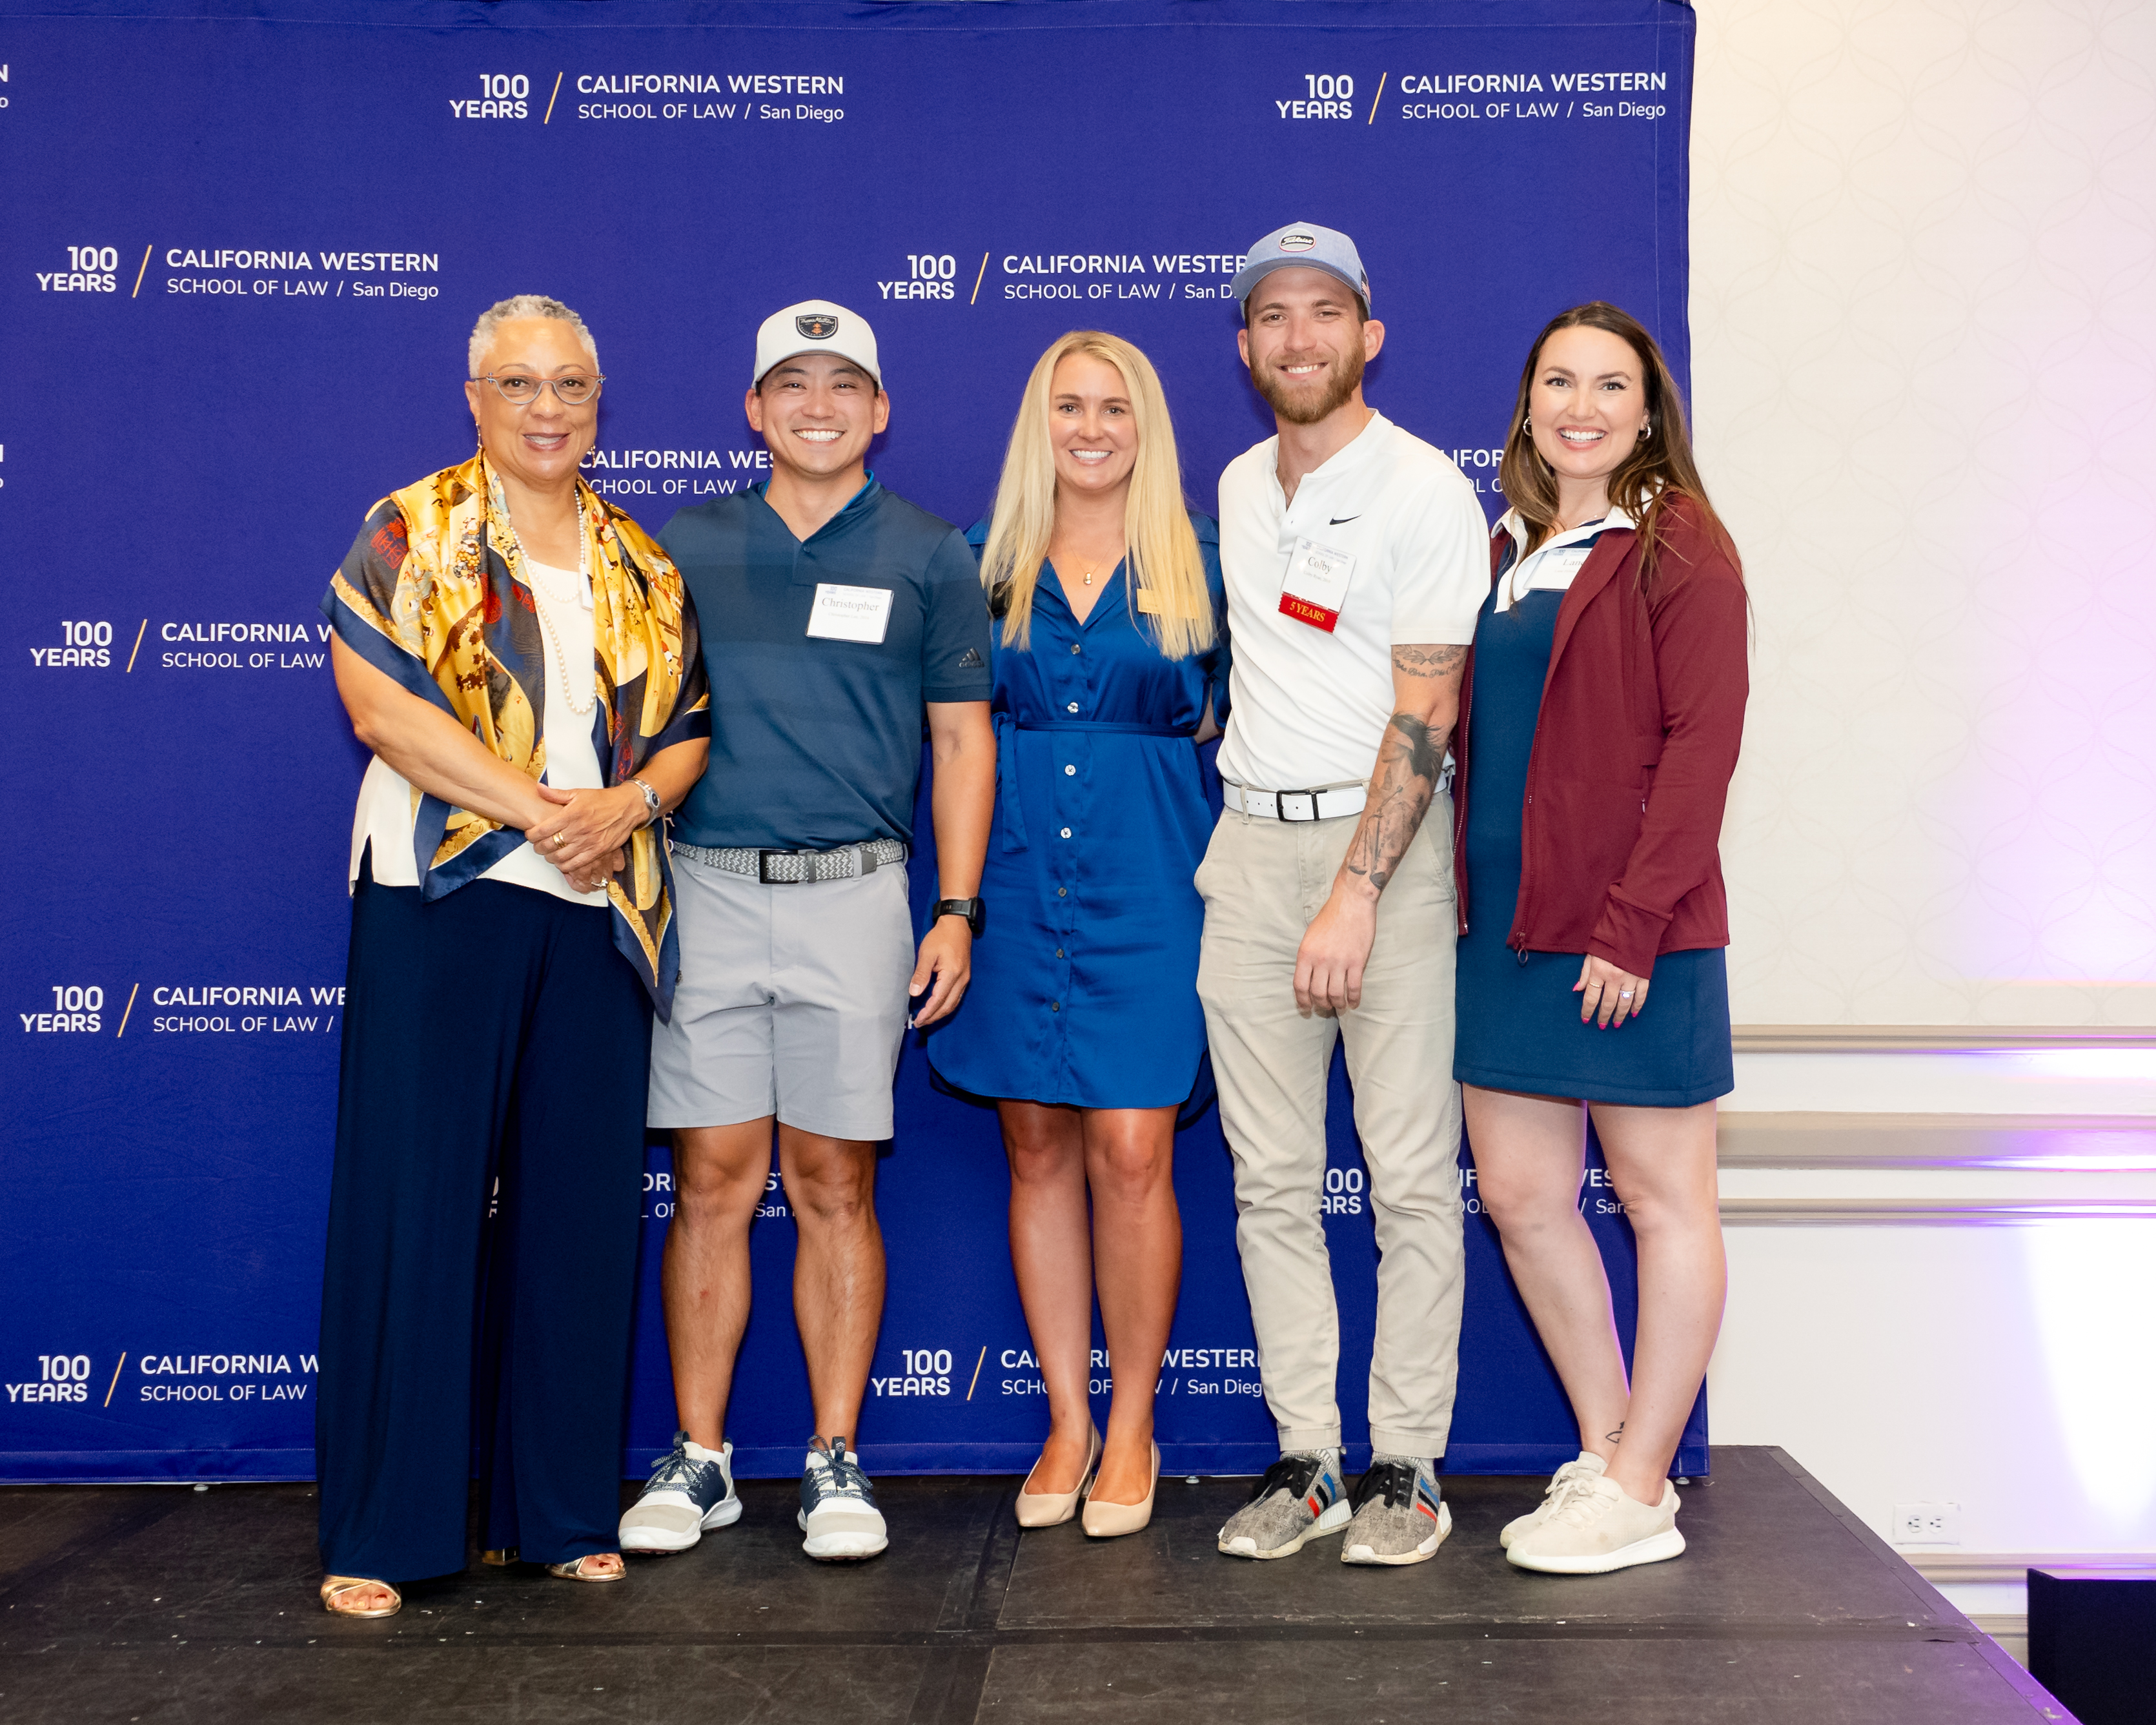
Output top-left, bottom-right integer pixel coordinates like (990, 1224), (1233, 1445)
(1199, 224), (1487, 1566)
(618, 301), (995, 1563)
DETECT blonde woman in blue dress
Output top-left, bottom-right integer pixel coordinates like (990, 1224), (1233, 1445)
(930, 331), (1227, 1538)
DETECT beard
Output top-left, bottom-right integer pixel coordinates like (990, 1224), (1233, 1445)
(1252, 340), (1367, 425)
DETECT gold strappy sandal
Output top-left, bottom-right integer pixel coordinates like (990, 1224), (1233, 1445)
(320, 1575), (402, 1618)
(546, 1554), (627, 1582)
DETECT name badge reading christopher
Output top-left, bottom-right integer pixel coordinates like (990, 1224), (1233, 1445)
(806, 583), (894, 644)
(1279, 538), (1354, 632)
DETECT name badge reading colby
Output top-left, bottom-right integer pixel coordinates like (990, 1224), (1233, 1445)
(806, 583), (894, 644)
(1279, 538), (1354, 632)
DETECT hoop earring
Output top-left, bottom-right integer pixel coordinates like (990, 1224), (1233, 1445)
(1642, 418), (1653, 436)
(1522, 417), (1532, 434)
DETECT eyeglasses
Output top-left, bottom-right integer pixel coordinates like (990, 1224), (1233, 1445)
(473, 373), (605, 407)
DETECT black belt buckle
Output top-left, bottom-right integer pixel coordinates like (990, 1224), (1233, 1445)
(757, 850), (800, 884)
(1276, 788), (1316, 821)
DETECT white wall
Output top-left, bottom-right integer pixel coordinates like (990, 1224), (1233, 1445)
(1711, 1037), (2156, 1560)
(1691, 0), (2156, 1028)
(1689, 1), (2156, 1643)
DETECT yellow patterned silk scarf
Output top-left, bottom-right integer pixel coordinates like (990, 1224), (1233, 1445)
(323, 451), (711, 1014)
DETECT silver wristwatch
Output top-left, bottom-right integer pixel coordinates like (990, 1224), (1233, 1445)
(631, 777), (661, 825)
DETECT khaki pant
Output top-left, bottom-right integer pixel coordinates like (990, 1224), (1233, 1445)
(1195, 806), (1465, 1459)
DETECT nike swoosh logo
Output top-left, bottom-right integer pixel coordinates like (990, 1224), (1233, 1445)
(1329, 515), (1359, 526)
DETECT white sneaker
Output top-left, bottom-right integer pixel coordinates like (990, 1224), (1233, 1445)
(1499, 1451), (1607, 1549)
(1506, 1476), (1684, 1574)
(619, 1433), (741, 1555)
(797, 1439), (888, 1561)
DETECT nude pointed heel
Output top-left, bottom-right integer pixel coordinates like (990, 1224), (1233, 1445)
(1081, 1442), (1159, 1540)
(1015, 1426), (1100, 1528)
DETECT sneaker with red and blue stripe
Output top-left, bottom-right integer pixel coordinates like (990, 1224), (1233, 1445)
(1217, 1449), (1350, 1560)
(1341, 1455), (1451, 1565)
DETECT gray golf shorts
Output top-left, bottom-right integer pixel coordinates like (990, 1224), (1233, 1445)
(648, 851), (915, 1142)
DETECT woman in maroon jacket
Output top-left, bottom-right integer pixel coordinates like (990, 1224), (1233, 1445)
(1453, 303), (1747, 1577)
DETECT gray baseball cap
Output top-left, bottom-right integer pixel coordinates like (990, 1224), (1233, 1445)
(1230, 222), (1370, 315)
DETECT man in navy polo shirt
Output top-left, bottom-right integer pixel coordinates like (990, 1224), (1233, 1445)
(622, 300), (995, 1564)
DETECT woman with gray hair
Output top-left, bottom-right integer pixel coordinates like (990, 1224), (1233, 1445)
(313, 295), (709, 1617)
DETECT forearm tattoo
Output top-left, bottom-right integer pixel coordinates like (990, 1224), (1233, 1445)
(1345, 709), (1449, 894)
(1390, 644), (1467, 679)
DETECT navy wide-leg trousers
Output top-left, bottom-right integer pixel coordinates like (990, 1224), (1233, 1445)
(316, 861), (652, 1582)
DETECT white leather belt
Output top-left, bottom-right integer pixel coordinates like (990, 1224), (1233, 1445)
(1222, 781), (1368, 822)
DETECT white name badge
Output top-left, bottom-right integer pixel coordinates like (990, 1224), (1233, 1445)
(806, 583), (894, 644)
(1279, 537), (1354, 632)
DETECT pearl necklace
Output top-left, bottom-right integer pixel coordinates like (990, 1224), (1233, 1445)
(510, 499), (597, 718)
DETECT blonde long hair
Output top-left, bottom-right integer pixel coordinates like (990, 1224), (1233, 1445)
(980, 331), (1214, 660)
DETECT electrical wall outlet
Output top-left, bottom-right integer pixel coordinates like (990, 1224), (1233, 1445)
(1891, 1502), (1962, 1544)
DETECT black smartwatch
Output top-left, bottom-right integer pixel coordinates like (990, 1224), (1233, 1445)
(931, 897), (986, 937)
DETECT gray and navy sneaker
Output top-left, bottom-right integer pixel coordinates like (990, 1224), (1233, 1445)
(619, 1432), (741, 1555)
(1341, 1455), (1452, 1566)
(1217, 1449), (1350, 1559)
(797, 1438), (888, 1561)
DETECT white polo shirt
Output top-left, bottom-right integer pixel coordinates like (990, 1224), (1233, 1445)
(1490, 501), (1638, 613)
(1215, 411), (1488, 792)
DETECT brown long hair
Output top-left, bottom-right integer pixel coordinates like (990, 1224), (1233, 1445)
(1498, 302), (1738, 587)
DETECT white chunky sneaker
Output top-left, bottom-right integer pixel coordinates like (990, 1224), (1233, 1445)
(1506, 1476), (1684, 1575)
(1499, 1451), (1607, 1550)
(619, 1433), (741, 1555)
(797, 1438), (888, 1561)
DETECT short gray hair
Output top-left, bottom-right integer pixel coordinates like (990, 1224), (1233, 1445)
(467, 294), (599, 376)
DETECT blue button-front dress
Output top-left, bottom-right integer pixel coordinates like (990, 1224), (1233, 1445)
(928, 516), (1228, 1110)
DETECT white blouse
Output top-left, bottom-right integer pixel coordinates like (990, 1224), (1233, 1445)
(348, 557), (607, 906)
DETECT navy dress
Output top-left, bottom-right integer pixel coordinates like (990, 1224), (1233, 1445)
(1452, 583), (1734, 1107)
(928, 517), (1228, 1110)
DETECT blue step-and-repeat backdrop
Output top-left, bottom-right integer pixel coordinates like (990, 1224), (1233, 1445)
(0, 0), (1707, 1483)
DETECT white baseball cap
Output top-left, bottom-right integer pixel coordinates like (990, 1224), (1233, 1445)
(752, 300), (881, 388)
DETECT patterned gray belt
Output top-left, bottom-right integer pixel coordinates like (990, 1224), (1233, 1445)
(671, 837), (908, 884)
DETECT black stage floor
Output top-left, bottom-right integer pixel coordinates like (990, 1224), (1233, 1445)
(0, 1447), (2069, 1724)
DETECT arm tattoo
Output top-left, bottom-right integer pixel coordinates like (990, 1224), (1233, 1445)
(1391, 644), (1467, 679)
(1343, 710), (1449, 893)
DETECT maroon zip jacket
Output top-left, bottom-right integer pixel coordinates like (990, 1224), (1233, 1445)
(1450, 496), (1749, 979)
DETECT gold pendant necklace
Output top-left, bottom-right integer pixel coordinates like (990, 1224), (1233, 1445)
(1055, 542), (1121, 593)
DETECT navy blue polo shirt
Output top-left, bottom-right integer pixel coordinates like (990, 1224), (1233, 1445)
(662, 478), (992, 852)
